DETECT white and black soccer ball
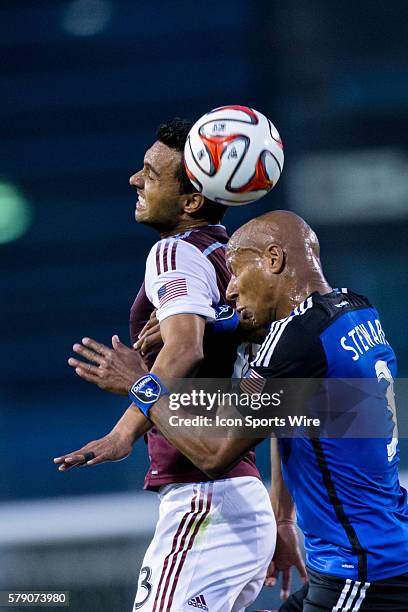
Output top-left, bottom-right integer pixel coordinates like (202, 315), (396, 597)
(184, 105), (284, 206)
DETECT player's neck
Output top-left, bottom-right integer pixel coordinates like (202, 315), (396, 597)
(160, 219), (210, 238)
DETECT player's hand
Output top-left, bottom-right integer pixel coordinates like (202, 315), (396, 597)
(53, 430), (133, 471)
(264, 521), (308, 600)
(68, 335), (148, 395)
(134, 310), (163, 355)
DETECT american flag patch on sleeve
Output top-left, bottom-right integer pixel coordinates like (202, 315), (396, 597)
(240, 369), (266, 394)
(157, 278), (188, 307)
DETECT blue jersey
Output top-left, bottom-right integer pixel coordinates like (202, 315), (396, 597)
(251, 289), (408, 582)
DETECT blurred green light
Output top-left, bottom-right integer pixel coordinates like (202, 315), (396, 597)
(0, 182), (33, 244)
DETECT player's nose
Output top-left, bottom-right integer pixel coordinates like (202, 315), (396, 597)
(129, 170), (144, 187)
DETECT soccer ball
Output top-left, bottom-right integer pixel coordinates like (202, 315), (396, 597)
(184, 105), (284, 206)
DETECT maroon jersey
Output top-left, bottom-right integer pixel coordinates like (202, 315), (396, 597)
(130, 224), (259, 490)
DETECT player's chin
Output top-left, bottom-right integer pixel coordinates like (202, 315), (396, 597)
(238, 317), (265, 342)
(135, 208), (149, 223)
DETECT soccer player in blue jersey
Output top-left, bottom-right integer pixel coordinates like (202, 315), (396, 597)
(221, 212), (408, 611)
(69, 211), (408, 610)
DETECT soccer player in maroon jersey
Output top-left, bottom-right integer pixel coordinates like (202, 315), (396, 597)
(54, 120), (277, 611)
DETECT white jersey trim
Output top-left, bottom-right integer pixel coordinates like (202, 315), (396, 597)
(252, 296), (314, 368)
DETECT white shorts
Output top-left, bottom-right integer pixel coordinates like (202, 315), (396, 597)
(133, 477), (276, 612)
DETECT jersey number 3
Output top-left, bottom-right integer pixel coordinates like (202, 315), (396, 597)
(134, 566), (153, 609)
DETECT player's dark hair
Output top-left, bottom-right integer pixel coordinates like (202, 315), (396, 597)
(156, 118), (228, 224)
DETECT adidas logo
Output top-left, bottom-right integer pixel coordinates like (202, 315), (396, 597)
(187, 594), (208, 610)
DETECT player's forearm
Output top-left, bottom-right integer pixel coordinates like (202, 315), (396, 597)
(111, 405), (152, 443)
(271, 437), (296, 523)
(112, 316), (205, 442)
(112, 341), (204, 442)
(151, 339), (203, 380)
(149, 313), (205, 381)
(116, 329), (203, 438)
(149, 396), (259, 477)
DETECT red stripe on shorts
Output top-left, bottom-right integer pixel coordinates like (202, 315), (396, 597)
(165, 483), (213, 611)
(158, 486), (205, 610)
(152, 488), (200, 612)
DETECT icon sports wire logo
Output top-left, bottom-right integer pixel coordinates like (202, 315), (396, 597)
(187, 594), (208, 610)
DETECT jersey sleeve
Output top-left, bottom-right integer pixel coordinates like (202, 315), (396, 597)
(145, 238), (220, 323)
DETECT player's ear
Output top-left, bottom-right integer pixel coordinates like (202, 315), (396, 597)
(182, 192), (206, 215)
(265, 244), (285, 273)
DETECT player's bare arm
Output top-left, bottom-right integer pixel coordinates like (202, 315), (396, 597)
(265, 438), (307, 599)
(55, 313), (205, 470)
(60, 321), (260, 477)
(148, 395), (262, 477)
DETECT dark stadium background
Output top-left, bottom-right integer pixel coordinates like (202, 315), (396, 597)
(1, 1), (407, 610)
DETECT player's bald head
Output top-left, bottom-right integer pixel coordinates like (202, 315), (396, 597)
(228, 210), (320, 262)
(226, 211), (330, 332)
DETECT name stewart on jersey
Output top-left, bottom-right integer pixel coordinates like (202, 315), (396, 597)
(129, 225), (259, 490)
(340, 318), (388, 361)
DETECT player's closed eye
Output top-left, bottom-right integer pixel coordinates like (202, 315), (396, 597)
(144, 169), (156, 181)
